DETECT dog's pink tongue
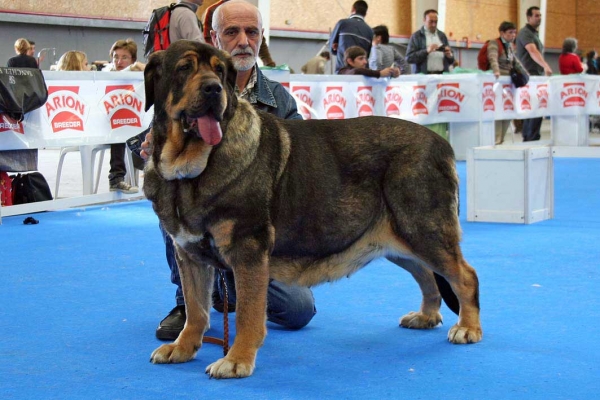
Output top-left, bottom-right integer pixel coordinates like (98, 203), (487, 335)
(197, 115), (222, 146)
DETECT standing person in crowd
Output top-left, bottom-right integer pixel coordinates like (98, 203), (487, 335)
(56, 51), (91, 71)
(152, 0), (316, 341)
(202, 0), (277, 66)
(330, 1), (373, 73)
(406, 9), (455, 74)
(26, 40), (36, 58)
(1, 38), (41, 181)
(516, 6), (552, 142)
(587, 50), (598, 75)
(170, 0), (204, 43)
(559, 38), (585, 75)
(369, 25), (409, 75)
(103, 39), (143, 194)
(26, 40), (45, 67)
(301, 51), (330, 74)
(7, 38), (38, 68)
(406, 9), (454, 140)
(485, 21), (527, 144)
(338, 46), (399, 78)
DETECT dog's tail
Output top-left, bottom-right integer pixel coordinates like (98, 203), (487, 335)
(434, 273), (460, 315)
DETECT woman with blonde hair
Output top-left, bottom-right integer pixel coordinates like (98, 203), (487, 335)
(7, 38), (38, 68)
(56, 51), (91, 71)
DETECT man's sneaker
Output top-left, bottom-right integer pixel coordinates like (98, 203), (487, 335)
(110, 181), (138, 194)
(156, 305), (186, 340)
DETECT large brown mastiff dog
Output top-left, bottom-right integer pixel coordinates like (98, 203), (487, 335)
(143, 41), (482, 379)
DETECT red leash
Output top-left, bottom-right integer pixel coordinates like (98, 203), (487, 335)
(202, 270), (230, 356)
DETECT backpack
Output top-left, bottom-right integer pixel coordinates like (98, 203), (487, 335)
(142, 3), (195, 60)
(477, 38), (504, 71)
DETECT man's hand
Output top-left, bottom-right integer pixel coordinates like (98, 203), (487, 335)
(379, 67), (400, 78)
(494, 71), (500, 79)
(427, 43), (439, 53)
(390, 67), (401, 78)
(140, 131), (154, 161)
(444, 46), (453, 58)
(543, 65), (553, 76)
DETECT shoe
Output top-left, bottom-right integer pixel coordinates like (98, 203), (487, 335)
(110, 181), (139, 194)
(156, 305), (186, 340)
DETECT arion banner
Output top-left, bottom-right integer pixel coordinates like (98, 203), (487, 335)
(2, 70), (600, 151)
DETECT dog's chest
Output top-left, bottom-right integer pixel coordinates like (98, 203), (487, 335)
(147, 173), (208, 248)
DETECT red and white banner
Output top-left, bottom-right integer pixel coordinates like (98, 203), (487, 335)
(4, 70), (600, 150)
(1, 71), (153, 150)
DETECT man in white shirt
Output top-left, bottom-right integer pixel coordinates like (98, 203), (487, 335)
(406, 9), (454, 74)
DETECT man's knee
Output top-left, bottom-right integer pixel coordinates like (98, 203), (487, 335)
(266, 281), (316, 330)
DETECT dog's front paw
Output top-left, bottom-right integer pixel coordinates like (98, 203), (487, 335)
(205, 356), (255, 379)
(150, 343), (198, 364)
(399, 311), (442, 329)
(447, 324), (483, 344)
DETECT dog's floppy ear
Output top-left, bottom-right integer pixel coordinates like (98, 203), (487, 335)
(144, 51), (165, 112)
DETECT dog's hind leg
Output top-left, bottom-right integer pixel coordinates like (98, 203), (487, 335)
(386, 257), (443, 329)
(151, 247), (214, 364)
(384, 161), (482, 344)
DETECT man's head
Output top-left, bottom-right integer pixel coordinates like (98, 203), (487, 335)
(423, 9), (438, 33)
(320, 51), (331, 60)
(351, 1), (368, 17)
(14, 38), (31, 56)
(498, 21), (517, 43)
(344, 46), (367, 68)
(562, 37), (578, 54)
(373, 25), (390, 44)
(211, 0), (262, 72)
(526, 6), (541, 28)
(110, 38), (138, 71)
(27, 40), (36, 56)
(588, 50), (597, 61)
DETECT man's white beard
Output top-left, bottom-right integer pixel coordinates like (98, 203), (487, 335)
(231, 48), (256, 71)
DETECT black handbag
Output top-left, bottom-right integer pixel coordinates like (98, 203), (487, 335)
(11, 172), (53, 204)
(510, 64), (530, 88)
(0, 66), (48, 121)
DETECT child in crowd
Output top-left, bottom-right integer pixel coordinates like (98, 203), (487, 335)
(338, 46), (399, 78)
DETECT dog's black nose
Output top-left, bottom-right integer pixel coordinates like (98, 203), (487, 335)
(202, 82), (223, 97)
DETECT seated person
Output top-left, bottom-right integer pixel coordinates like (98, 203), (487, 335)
(56, 51), (91, 71)
(338, 46), (399, 78)
(102, 39), (143, 194)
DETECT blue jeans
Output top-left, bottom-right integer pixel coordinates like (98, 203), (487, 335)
(160, 224), (316, 330)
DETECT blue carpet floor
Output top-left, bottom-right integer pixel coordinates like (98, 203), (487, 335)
(1, 159), (599, 399)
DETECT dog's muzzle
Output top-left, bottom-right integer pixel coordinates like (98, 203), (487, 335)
(179, 80), (224, 146)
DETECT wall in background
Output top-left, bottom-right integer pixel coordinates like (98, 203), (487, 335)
(0, 1), (589, 72)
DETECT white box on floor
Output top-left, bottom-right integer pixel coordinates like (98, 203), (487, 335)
(467, 145), (554, 224)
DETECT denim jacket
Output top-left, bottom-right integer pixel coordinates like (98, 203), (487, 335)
(249, 67), (302, 120)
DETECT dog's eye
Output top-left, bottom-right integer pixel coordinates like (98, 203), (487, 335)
(177, 63), (192, 72)
(215, 65), (224, 75)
